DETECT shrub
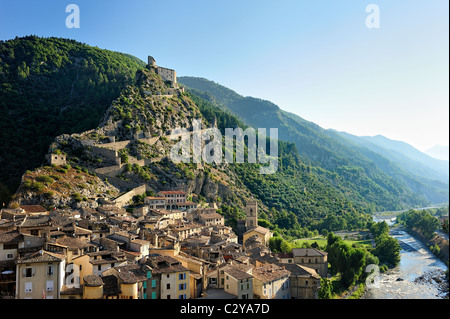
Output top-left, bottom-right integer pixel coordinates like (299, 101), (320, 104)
(36, 175), (54, 185)
(44, 191), (54, 199)
(72, 193), (83, 202)
(31, 182), (45, 192)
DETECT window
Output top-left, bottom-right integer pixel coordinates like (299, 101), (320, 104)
(6, 253), (14, 259)
(24, 267), (33, 278)
(46, 280), (54, 292)
(179, 273), (186, 280)
(152, 280), (156, 288)
(151, 292), (156, 299)
(47, 265), (54, 276)
(179, 294), (186, 299)
(25, 282), (32, 293)
(179, 283), (186, 290)
(98, 265), (102, 271)
(166, 283), (170, 289)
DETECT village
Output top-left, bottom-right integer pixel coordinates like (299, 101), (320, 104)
(0, 56), (329, 301)
(0, 182), (328, 300)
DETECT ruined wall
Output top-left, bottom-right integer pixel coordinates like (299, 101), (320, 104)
(113, 184), (151, 207)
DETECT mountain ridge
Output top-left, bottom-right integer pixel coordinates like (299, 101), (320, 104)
(178, 76), (449, 207)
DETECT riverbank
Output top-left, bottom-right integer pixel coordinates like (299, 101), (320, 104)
(363, 227), (448, 299)
(403, 227), (449, 264)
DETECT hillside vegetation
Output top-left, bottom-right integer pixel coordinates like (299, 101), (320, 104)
(0, 35), (145, 204)
(3, 36), (445, 242)
(178, 76), (449, 209)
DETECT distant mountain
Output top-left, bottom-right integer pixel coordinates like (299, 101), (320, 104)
(333, 132), (449, 184)
(425, 145), (449, 161)
(178, 76), (449, 208)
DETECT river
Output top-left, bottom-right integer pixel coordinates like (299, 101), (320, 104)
(363, 218), (448, 299)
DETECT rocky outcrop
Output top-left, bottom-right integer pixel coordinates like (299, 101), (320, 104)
(30, 66), (255, 211)
(10, 165), (120, 210)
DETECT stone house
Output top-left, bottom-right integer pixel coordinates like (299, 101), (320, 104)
(102, 264), (149, 299)
(15, 249), (66, 299)
(277, 263), (320, 299)
(243, 226), (273, 250)
(45, 153), (67, 166)
(144, 196), (166, 210)
(223, 267), (253, 299)
(252, 264), (291, 299)
(145, 255), (190, 299)
(87, 250), (127, 276)
(198, 212), (225, 227)
(291, 248), (328, 278)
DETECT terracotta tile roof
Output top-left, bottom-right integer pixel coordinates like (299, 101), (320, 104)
(0, 230), (23, 243)
(19, 205), (48, 213)
(17, 250), (64, 264)
(291, 248), (327, 257)
(224, 267), (253, 280)
(244, 226), (271, 235)
(252, 264), (290, 284)
(147, 255), (189, 274)
(56, 237), (95, 250)
(276, 263), (320, 279)
(83, 274), (104, 287)
(19, 215), (50, 227)
(114, 264), (148, 284)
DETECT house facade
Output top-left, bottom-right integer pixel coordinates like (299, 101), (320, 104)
(15, 250), (66, 299)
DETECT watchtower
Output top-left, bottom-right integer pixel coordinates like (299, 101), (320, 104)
(148, 56), (156, 67)
(245, 199), (258, 230)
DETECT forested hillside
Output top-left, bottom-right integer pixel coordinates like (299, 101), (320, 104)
(0, 36), (146, 203)
(178, 76), (449, 210)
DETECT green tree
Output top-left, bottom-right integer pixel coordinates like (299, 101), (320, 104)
(318, 278), (333, 299)
(373, 234), (401, 267)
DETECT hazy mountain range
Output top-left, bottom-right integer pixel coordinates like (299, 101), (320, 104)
(425, 145), (449, 161)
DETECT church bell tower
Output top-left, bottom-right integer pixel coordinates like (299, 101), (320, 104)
(245, 199), (258, 230)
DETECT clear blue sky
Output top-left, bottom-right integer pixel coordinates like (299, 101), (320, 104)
(1, 0), (448, 152)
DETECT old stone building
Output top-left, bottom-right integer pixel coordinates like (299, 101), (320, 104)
(148, 56), (177, 86)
